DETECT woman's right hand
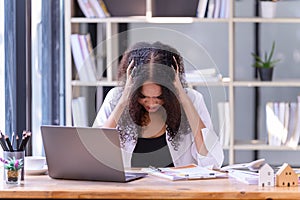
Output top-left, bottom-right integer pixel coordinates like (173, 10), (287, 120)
(122, 60), (135, 100)
(101, 60), (135, 128)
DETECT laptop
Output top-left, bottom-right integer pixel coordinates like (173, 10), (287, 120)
(41, 125), (147, 182)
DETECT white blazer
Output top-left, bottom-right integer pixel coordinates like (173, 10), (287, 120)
(93, 87), (224, 169)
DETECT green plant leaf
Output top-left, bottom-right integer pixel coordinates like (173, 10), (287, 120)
(251, 40), (280, 68)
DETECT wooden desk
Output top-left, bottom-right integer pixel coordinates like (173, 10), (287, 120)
(0, 174), (300, 199)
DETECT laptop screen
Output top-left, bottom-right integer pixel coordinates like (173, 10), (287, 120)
(41, 126), (131, 182)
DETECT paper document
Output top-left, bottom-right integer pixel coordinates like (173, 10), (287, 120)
(142, 164), (227, 181)
(228, 169), (258, 185)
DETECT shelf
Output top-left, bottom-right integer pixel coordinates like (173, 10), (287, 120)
(233, 140), (300, 150)
(233, 80), (300, 87)
(71, 16), (148, 23)
(71, 80), (119, 87)
(71, 17), (230, 24)
(71, 17), (300, 24)
(233, 17), (300, 23)
(188, 81), (230, 87)
(71, 80), (229, 87)
(234, 144), (300, 151)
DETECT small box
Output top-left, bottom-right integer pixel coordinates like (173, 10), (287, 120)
(103, 0), (146, 16)
(152, 0), (199, 17)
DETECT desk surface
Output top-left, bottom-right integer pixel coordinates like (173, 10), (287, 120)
(0, 174), (300, 199)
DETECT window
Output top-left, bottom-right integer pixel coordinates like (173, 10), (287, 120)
(31, 0), (43, 156)
(2, 0), (64, 156)
(0, 0), (5, 133)
(31, 0), (64, 156)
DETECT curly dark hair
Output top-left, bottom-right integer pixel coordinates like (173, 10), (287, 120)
(118, 41), (187, 87)
(117, 41), (188, 149)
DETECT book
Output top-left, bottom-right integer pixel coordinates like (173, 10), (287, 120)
(218, 102), (225, 146)
(206, 0), (215, 18)
(77, 0), (95, 18)
(285, 102), (297, 146)
(71, 33), (97, 82)
(85, 33), (99, 80)
(278, 102), (287, 145)
(266, 101), (300, 147)
(286, 96), (300, 148)
(219, 0), (229, 18)
(142, 164), (226, 181)
(266, 102), (282, 146)
(71, 97), (88, 126)
(218, 102), (230, 146)
(89, 0), (106, 18)
(197, 0), (209, 18)
(98, 0), (110, 17)
(213, 0), (220, 18)
(282, 102), (290, 144)
(78, 34), (97, 82)
(70, 34), (90, 81)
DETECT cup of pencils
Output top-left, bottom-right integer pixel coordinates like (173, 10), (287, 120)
(0, 130), (31, 182)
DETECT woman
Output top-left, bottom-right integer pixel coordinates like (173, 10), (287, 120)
(93, 41), (224, 169)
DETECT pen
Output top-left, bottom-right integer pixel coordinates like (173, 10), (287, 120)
(178, 172), (216, 178)
(149, 166), (163, 172)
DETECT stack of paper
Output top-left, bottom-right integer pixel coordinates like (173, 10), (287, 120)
(185, 68), (222, 83)
(142, 164), (227, 181)
(228, 170), (259, 185)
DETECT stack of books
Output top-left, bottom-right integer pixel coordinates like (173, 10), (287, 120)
(185, 68), (222, 83)
(266, 96), (300, 148)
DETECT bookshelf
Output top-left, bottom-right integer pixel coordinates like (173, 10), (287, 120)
(65, 0), (300, 165)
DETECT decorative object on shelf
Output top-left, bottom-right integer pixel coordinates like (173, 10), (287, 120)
(260, 0), (278, 18)
(252, 41), (280, 81)
(1, 153), (24, 185)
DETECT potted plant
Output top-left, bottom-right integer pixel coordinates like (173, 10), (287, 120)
(260, 0), (278, 18)
(251, 41), (280, 81)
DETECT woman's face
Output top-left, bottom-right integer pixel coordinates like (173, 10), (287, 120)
(138, 82), (164, 113)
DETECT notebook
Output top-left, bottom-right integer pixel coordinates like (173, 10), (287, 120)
(40, 125), (147, 182)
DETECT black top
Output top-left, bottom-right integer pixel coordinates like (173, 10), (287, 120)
(131, 133), (174, 168)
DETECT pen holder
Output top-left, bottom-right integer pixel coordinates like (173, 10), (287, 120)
(3, 151), (25, 184)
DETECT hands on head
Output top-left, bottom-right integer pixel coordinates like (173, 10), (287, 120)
(118, 41), (186, 88)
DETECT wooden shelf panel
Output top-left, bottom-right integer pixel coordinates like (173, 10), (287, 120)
(71, 17), (229, 24)
(71, 80), (118, 87)
(233, 80), (300, 87)
(233, 17), (300, 23)
(233, 144), (300, 151)
(71, 17), (300, 24)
